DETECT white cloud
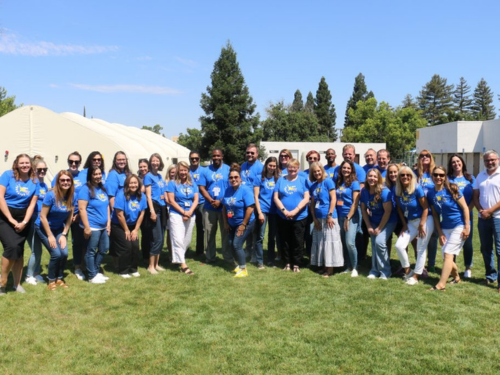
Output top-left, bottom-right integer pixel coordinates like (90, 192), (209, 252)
(0, 33), (118, 56)
(174, 56), (197, 68)
(70, 83), (182, 95)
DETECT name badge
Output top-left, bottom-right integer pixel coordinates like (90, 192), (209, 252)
(315, 201), (320, 209)
(184, 201), (191, 207)
(404, 209), (408, 218)
(213, 187), (220, 197)
(227, 210), (234, 218)
(337, 200), (344, 206)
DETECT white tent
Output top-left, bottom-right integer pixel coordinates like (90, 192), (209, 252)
(0, 105), (190, 182)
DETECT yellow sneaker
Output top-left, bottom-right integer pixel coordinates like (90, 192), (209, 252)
(234, 268), (248, 278)
(233, 266), (240, 273)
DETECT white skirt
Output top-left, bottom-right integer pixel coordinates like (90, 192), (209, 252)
(311, 218), (344, 267)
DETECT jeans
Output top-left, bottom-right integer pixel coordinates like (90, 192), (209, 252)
(35, 226), (68, 281)
(84, 229), (109, 280)
(228, 221), (256, 267)
(194, 205), (205, 254)
(150, 212), (166, 256)
(253, 213), (277, 265)
(369, 221), (396, 278)
(27, 219), (43, 277)
(71, 221), (85, 267)
(339, 213), (359, 270)
(478, 217), (500, 282)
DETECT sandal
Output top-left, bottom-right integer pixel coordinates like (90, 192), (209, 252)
(180, 267), (194, 275)
(283, 264), (291, 271)
(56, 279), (69, 288)
(449, 278), (461, 284)
(293, 265), (301, 273)
(429, 286), (446, 291)
(322, 272), (332, 278)
(47, 282), (57, 291)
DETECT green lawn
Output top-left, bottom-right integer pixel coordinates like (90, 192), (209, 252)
(1, 226), (500, 374)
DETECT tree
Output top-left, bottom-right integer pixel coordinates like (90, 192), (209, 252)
(291, 89), (303, 112)
(0, 87), (21, 117)
(304, 91), (315, 113)
(471, 78), (496, 120)
(453, 77), (473, 120)
(177, 127), (203, 152)
(314, 77), (337, 141)
(142, 124), (165, 137)
(417, 74), (455, 125)
(344, 73), (371, 127)
(199, 41), (261, 164)
(401, 94), (418, 109)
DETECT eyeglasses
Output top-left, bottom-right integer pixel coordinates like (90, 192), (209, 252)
(419, 154), (430, 159)
(93, 158), (102, 161)
(190, 158), (200, 161)
(59, 178), (72, 183)
(485, 158), (498, 163)
(246, 152), (255, 155)
(433, 173), (445, 178)
(37, 168), (48, 173)
(400, 174), (412, 177)
(68, 160), (81, 165)
(229, 176), (239, 180)
(308, 158), (319, 162)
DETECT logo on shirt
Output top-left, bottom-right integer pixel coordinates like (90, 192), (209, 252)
(211, 172), (223, 182)
(284, 185), (297, 194)
(97, 193), (108, 202)
(129, 200), (140, 211)
(158, 180), (165, 188)
(192, 173), (200, 181)
(74, 180), (82, 188)
(15, 184), (30, 197)
(265, 181), (275, 190)
(56, 200), (69, 211)
(225, 197), (236, 206)
(182, 187), (194, 195)
(39, 188), (47, 197)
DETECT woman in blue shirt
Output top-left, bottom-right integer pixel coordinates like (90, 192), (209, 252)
(0, 154), (38, 294)
(447, 154), (475, 278)
(166, 161), (198, 275)
(309, 162), (343, 278)
(427, 166), (470, 291)
(361, 169), (396, 279)
(36, 170), (75, 290)
(137, 158), (150, 261)
(110, 174), (147, 278)
(80, 151), (107, 185)
(222, 164), (255, 278)
(394, 166), (433, 286)
(336, 161), (361, 277)
(253, 157), (279, 268)
(274, 158), (310, 273)
(78, 166), (110, 284)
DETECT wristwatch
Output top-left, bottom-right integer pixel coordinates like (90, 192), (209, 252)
(327, 213), (333, 217)
(281, 207), (285, 212)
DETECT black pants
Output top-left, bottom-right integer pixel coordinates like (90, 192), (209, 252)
(277, 216), (306, 267)
(110, 223), (139, 274)
(0, 207), (29, 260)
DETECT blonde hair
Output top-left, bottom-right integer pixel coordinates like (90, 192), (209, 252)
(417, 149), (436, 180)
(287, 158), (300, 169)
(396, 166), (417, 197)
(308, 162), (328, 182)
(174, 161), (193, 185)
(366, 169), (385, 202)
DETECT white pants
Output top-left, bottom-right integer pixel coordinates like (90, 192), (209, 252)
(169, 213), (195, 264)
(394, 215), (434, 275)
(442, 226), (465, 256)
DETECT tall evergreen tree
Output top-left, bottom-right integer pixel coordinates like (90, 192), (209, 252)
(417, 74), (454, 125)
(453, 77), (473, 120)
(304, 91), (315, 113)
(471, 78), (496, 120)
(199, 41), (261, 163)
(401, 94), (417, 109)
(344, 73), (370, 127)
(291, 89), (303, 112)
(314, 77), (337, 141)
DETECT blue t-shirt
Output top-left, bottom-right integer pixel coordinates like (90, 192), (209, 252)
(166, 180), (199, 216)
(396, 185), (426, 221)
(309, 178), (337, 219)
(111, 190), (147, 225)
(198, 164), (230, 212)
(361, 188), (396, 227)
(324, 165), (337, 180)
(336, 180), (361, 218)
(35, 190), (72, 231)
(334, 162), (366, 184)
(189, 166), (206, 205)
(222, 185), (255, 227)
(363, 164), (377, 174)
(0, 170), (37, 209)
(34, 182), (48, 218)
(106, 170), (128, 198)
(279, 168), (288, 177)
(79, 168), (107, 185)
(376, 166), (388, 180)
(144, 172), (166, 207)
(254, 176), (277, 215)
(241, 160), (263, 187)
(448, 175), (475, 206)
(415, 171), (435, 196)
(274, 175), (309, 221)
(78, 184), (109, 229)
(427, 188), (465, 229)
(52, 170), (85, 214)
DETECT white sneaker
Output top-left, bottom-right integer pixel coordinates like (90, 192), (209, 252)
(464, 269), (472, 278)
(351, 269), (359, 278)
(34, 275), (46, 284)
(75, 269), (86, 281)
(379, 274), (388, 280)
(25, 276), (37, 286)
(131, 272), (140, 277)
(89, 276), (106, 284)
(406, 277), (418, 285)
(120, 274), (131, 279)
(367, 274), (377, 279)
(96, 273), (109, 280)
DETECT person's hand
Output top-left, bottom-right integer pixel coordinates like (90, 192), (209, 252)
(373, 227), (381, 236)
(344, 218), (350, 232)
(418, 223), (426, 238)
(236, 224), (245, 237)
(131, 229), (138, 241)
(150, 212), (157, 222)
(48, 235), (57, 248)
(368, 227), (375, 236)
(125, 230), (131, 241)
(258, 213), (265, 224)
(461, 227), (470, 240)
(107, 223), (111, 235)
(327, 217), (334, 229)
(400, 224), (409, 237)
(224, 223), (230, 232)
(58, 235), (67, 249)
(14, 221), (25, 232)
(313, 219), (321, 231)
(84, 227), (92, 239)
(439, 234), (447, 246)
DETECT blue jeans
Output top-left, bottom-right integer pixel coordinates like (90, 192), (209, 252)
(84, 229), (109, 280)
(478, 217), (500, 282)
(150, 214), (166, 256)
(228, 221), (256, 268)
(35, 226), (68, 281)
(253, 213), (277, 265)
(339, 212), (359, 270)
(71, 221), (85, 266)
(27, 219), (43, 277)
(369, 221), (396, 278)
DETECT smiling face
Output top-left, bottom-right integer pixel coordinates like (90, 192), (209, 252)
(58, 174), (73, 191)
(287, 164), (299, 178)
(168, 168), (177, 180)
(68, 155), (81, 172)
(228, 171), (241, 188)
(92, 154), (103, 168)
(387, 165), (398, 183)
(312, 166), (323, 181)
(341, 162), (352, 177)
(364, 150), (376, 166)
(432, 168), (446, 187)
(326, 149), (336, 164)
(377, 151), (389, 170)
(246, 146), (258, 163)
(91, 168), (103, 185)
(399, 170), (412, 187)
(16, 156), (32, 177)
(484, 153), (499, 172)
(266, 161), (277, 177)
(343, 147), (355, 162)
(115, 153), (127, 171)
(366, 170), (378, 187)
(212, 150), (223, 168)
(307, 152), (319, 167)
(36, 161), (48, 179)
(178, 165), (189, 181)
(279, 152), (290, 168)
(128, 176), (139, 193)
(139, 161), (149, 177)
(450, 156), (463, 174)
(190, 153), (200, 167)
(150, 156), (160, 173)
(419, 152), (431, 167)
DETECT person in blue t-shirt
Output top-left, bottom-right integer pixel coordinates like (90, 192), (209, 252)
(36, 170), (75, 290)
(324, 148), (338, 180)
(79, 151), (107, 185)
(78, 166), (110, 284)
(222, 164), (255, 278)
(394, 166), (433, 286)
(278, 149), (292, 178)
(188, 151), (205, 256)
(274, 158), (310, 273)
(253, 157), (279, 268)
(447, 154), (476, 278)
(427, 166), (470, 291)
(167, 161), (199, 275)
(110, 174), (147, 278)
(376, 149), (391, 180)
(0, 154), (38, 295)
(198, 148), (231, 264)
(362, 148), (377, 175)
(143, 153), (168, 275)
(137, 158), (150, 261)
(309, 162), (343, 277)
(336, 161), (361, 276)
(361, 169), (396, 279)
(301, 150), (320, 260)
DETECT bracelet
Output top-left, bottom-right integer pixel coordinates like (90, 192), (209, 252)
(22, 220), (27, 225)
(62, 233), (68, 237)
(240, 223), (247, 228)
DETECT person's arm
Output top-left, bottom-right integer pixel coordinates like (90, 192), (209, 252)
(222, 205), (230, 232)
(58, 207), (74, 249)
(40, 204), (57, 248)
(145, 185), (157, 222)
(107, 205), (111, 235)
(374, 201), (392, 235)
(237, 205), (255, 237)
(116, 209), (130, 240)
(326, 189), (336, 229)
(186, 193), (199, 218)
(274, 190), (290, 218)
(0, 185), (16, 225)
(395, 200), (408, 235)
(289, 191), (310, 219)
(198, 185), (212, 204)
(479, 197), (500, 220)
(360, 201), (373, 234)
(78, 200), (92, 239)
(344, 190), (359, 232)
(417, 197), (429, 238)
(473, 189), (483, 215)
(254, 186), (265, 225)
(167, 191), (186, 216)
(430, 205), (445, 246)
(310, 196), (320, 230)
(456, 195), (471, 239)
(109, 196), (115, 211)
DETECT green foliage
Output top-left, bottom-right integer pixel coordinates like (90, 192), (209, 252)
(402, 94), (418, 109)
(177, 127), (203, 153)
(199, 41), (261, 164)
(453, 77), (474, 120)
(291, 89), (303, 112)
(417, 74), (455, 125)
(141, 124), (165, 137)
(345, 73), (371, 127)
(342, 98), (426, 160)
(0, 87), (21, 117)
(304, 91), (315, 113)
(314, 77), (337, 141)
(471, 78), (496, 120)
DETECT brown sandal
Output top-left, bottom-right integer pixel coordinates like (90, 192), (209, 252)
(47, 282), (57, 291)
(180, 267), (194, 275)
(56, 279), (69, 288)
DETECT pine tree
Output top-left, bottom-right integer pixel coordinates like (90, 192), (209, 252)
(291, 89), (303, 112)
(199, 41), (261, 163)
(417, 74), (454, 125)
(453, 77), (473, 120)
(471, 78), (496, 120)
(344, 73), (370, 127)
(401, 94), (417, 109)
(304, 92), (315, 113)
(314, 77), (337, 141)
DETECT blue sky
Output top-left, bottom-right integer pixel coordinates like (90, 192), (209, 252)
(1, 0), (498, 138)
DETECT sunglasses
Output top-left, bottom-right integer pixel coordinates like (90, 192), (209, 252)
(433, 173), (445, 178)
(93, 158), (102, 161)
(246, 152), (255, 155)
(400, 174), (412, 177)
(280, 155), (290, 158)
(229, 176), (239, 180)
(419, 154), (430, 159)
(68, 160), (81, 165)
(37, 168), (48, 173)
(308, 158), (319, 162)
(190, 157), (200, 161)
(59, 178), (72, 183)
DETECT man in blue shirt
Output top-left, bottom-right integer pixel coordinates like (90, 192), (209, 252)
(189, 150), (205, 257)
(376, 149), (391, 180)
(362, 148), (377, 174)
(324, 148), (338, 179)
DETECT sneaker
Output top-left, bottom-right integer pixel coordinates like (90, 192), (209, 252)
(34, 275), (46, 284)
(96, 273), (109, 281)
(13, 285), (26, 293)
(351, 269), (359, 278)
(120, 274), (131, 279)
(89, 276), (106, 284)
(379, 274), (388, 280)
(75, 269), (86, 281)
(131, 272), (141, 277)
(25, 276), (38, 286)
(234, 268), (248, 278)
(403, 270), (414, 280)
(367, 274), (377, 279)
(464, 269), (472, 278)
(233, 266), (241, 273)
(406, 277), (418, 285)
(258, 264), (265, 270)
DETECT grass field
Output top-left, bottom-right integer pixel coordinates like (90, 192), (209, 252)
(1, 225), (500, 374)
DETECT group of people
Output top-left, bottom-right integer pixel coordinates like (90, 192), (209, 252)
(1, 143), (500, 293)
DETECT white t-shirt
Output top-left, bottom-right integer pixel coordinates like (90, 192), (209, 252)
(474, 168), (500, 218)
